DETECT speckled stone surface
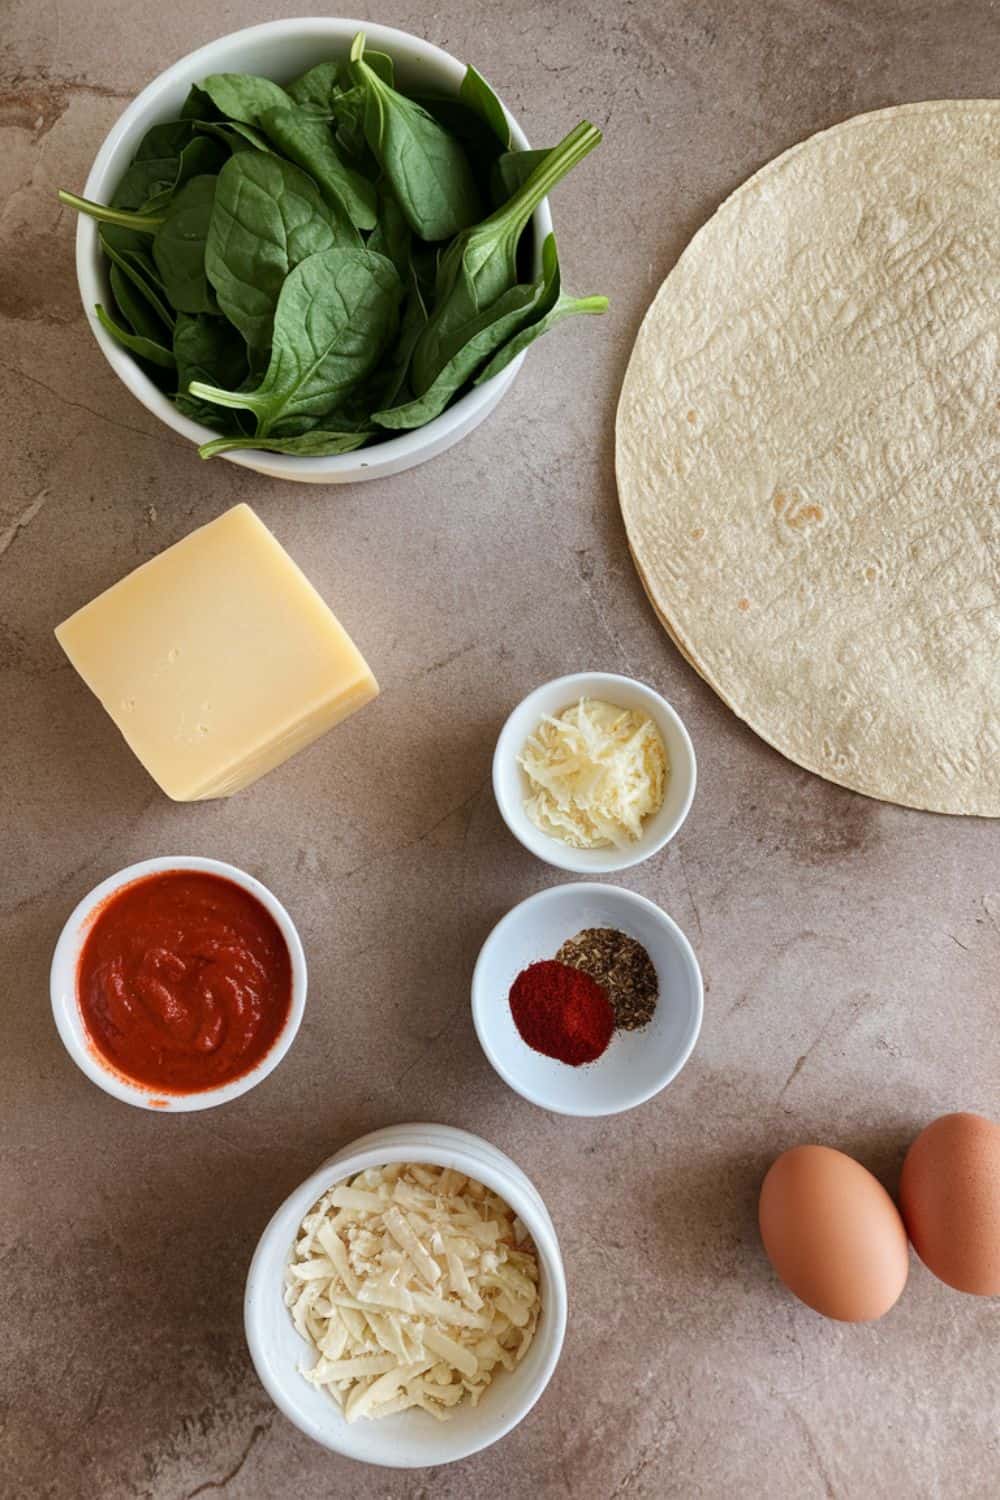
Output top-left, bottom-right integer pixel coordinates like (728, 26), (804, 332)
(3, 3), (1000, 1496)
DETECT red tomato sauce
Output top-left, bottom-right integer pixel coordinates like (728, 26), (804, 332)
(77, 870), (293, 1094)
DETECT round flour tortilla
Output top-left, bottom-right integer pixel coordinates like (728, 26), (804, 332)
(616, 101), (1000, 814)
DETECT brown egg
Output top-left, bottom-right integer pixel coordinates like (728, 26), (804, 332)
(899, 1112), (1000, 1295)
(759, 1145), (909, 1321)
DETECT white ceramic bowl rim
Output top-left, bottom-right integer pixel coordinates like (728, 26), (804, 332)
(244, 1123), (567, 1467)
(49, 855), (307, 1112)
(492, 671), (698, 874)
(74, 17), (552, 481)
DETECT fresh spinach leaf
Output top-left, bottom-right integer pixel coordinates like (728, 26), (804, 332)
(173, 312), (249, 427)
(95, 303), (176, 368)
(348, 31), (481, 241)
(327, 261), (428, 422)
(411, 242), (440, 302)
(374, 279), (547, 428)
(109, 262), (171, 344)
(198, 120), (274, 155)
(111, 157), (177, 212)
(459, 64), (510, 147)
(99, 224), (177, 329)
(474, 232), (607, 383)
(66, 181), (217, 315)
(328, 52), (394, 161)
(411, 120), (600, 393)
(179, 133), (229, 178)
(199, 427), (371, 459)
(368, 186), (412, 278)
(190, 247), (402, 435)
(407, 91), (506, 203)
(152, 175), (217, 313)
(143, 135), (227, 213)
(330, 84), (368, 161)
(127, 121), (226, 207)
(376, 276), (428, 409)
(134, 120), (196, 162)
(205, 153), (353, 348)
(112, 122), (198, 211)
(490, 148), (549, 205)
(332, 43), (398, 164)
(180, 84), (220, 121)
(286, 60), (340, 113)
(476, 287), (607, 382)
(200, 72), (294, 126)
(259, 106), (374, 231)
(361, 49), (395, 87)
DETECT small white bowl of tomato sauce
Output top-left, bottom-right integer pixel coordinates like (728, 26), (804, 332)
(50, 855), (307, 1111)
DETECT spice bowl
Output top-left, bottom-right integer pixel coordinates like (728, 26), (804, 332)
(50, 855), (307, 1112)
(245, 1122), (567, 1467)
(472, 883), (703, 1116)
(492, 672), (696, 874)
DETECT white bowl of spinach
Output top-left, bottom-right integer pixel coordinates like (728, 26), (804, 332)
(59, 18), (607, 483)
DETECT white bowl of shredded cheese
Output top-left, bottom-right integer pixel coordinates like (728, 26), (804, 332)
(245, 1123), (566, 1467)
(493, 672), (696, 872)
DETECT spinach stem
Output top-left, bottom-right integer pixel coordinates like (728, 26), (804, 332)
(198, 437), (261, 458)
(485, 120), (602, 243)
(57, 189), (164, 232)
(187, 380), (261, 414)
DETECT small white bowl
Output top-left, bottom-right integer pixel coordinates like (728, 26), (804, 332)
(244, 1122), (567, 1468)
(472, 883), (703, 1117)
(493, 671), (697, 873)
(73, 18), (553, 483)
(50, 855), (307, 1111)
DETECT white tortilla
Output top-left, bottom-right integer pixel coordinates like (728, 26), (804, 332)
(616, 101), (1000, 814)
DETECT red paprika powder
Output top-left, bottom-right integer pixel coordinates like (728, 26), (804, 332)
(509, 960), (614, 1065)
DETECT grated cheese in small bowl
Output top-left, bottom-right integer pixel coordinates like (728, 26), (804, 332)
(518, 698), (668, 849)
(285, 1162), (540, 1423)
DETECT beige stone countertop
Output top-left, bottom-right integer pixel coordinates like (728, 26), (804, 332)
(3, 2), (999, 1496)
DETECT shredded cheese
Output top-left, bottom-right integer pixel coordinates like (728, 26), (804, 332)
(285, 1163), (540, 1423)
(518, 697), (668, 849)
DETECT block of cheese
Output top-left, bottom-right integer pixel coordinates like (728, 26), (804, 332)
(55, 504), (378, 800)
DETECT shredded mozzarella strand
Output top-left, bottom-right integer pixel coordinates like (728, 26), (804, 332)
(285, 1163), (540, 1423)
(518, 697), (668, 849)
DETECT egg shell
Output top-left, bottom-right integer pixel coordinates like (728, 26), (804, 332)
(899, 1112), (1000, 1296)
(759, 1145), (909, 1322)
